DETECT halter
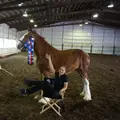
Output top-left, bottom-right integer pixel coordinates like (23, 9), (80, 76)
(24, 36), (34, 65)
(19, 40), (24, 44)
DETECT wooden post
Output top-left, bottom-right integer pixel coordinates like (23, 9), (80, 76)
(62, 44), (63, 50)
(102, 29), (105, 54)
(113, 46), (115, 55)
(72, 24), (74, 49)
(113, 29), (116, 55)
(102, 45), (104, 54)
(90, 45), (92, 53)
(62, 26), (64, 50)
(51, 27), (53, 46)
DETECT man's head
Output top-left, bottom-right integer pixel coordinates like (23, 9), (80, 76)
(58, 66), (66, 75)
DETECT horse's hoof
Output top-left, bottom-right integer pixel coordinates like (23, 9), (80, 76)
(80, 92), (84, 96)
(34, 94), (41, 100)
(83, 95), (92, 101)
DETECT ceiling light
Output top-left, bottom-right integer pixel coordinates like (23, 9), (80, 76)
(34, 24), (37, 27)
(79, 24), (82, 26)
(30, 19), (34, 23)
(93, 13), (99, 18)
(108, 3), (114, 8)
(23, 11), (28, 17)
(18, 2), (23, 6)
(85, 21), (88, 24)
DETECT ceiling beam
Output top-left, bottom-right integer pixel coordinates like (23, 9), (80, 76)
(0, 10), (91, 23)
(11, 16), (89, 30)
(0, 0), (31, 8)
(0, 0), (100, 12)
(38, 22), (103, 28)
(41, 21), (120, 29)
(4, 9), (120, 24)
(90, 18), (120, 25)
(0, 0), (102, 23)
(17, 18), (120, 31)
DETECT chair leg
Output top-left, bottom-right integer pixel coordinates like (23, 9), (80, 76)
(40, 104), (50, 114)
(54, 103), (61, 110)
(47, 101), (61, 116)
(40, 103), (61, 116)
(40, 98), (61, 116)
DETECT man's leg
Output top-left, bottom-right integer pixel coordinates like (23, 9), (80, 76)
(20, 79), (45, 95)
(24, 78), (43, 86)
(52, 91), (62, 99)
(20, 80), (54, 96)
(20, 85), (43, 95)
(42, 81), (55, 98)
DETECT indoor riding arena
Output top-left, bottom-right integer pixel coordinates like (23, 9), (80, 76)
(0, 0), (120, 120)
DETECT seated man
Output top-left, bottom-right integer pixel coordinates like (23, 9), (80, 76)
(20, 54), (68, 101)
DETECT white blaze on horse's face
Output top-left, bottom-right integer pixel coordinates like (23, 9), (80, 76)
(59, 66), (66, 76)
(20, 32), (29, 41)
(17, 32), (31, 50)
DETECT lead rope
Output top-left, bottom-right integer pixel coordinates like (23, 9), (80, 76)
(24, 36), (34, 65)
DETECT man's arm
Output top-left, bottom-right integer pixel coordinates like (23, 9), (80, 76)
(45, 54), (55, 74)
(59, 75), (68, 94)
(59, 82), (68, 96)
(60, 82), (68, 91)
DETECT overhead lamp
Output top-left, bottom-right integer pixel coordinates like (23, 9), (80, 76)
(30, 19), (34, 23)
(85, 21), (88, 24)
(93, 13), (99, 18)
(23, 11), (28, 17)
(79, 24), (83, 26)
(18, 2), (23, 6)
(34, 24), (37, 27)
(108, 3), (114, 8)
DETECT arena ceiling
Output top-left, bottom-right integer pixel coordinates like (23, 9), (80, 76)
(0, 0), (120, 31)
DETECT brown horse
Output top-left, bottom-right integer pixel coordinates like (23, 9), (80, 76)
(17, 29), (92, 101)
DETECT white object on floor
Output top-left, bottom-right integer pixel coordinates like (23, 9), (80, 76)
(38, 97), (51, 104)
(34, 94), (41, 99)
(0, 65), (14, 76)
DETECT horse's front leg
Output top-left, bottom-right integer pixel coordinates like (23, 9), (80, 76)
(40, 73), (44, 80)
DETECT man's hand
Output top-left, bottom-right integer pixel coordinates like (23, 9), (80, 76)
(59, 89), (65, 96)
(46, 79), (51, 83)
(45, 53), (55, 74)
(45, 54), (51, 60)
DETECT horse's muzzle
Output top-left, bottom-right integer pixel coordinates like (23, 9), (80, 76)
(17, 42), (24, 50)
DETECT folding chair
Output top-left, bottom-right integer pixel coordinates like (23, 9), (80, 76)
(39, 90), (65, 116)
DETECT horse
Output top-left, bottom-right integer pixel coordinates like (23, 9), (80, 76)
(17, 29), (92, 101)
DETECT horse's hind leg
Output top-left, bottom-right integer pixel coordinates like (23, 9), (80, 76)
(77, 69), (92, 101)
(76, 69), (85, 96)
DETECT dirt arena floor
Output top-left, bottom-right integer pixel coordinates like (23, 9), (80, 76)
(0, 52), (120, 120)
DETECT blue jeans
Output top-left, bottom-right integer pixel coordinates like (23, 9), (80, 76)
(24, 78), (61, 99)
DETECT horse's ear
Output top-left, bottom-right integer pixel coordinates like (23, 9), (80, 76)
(34, 30), (36, 33)
(28, 26), (32, 31)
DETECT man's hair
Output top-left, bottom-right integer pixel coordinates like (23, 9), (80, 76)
(60, 66), (66, 70)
